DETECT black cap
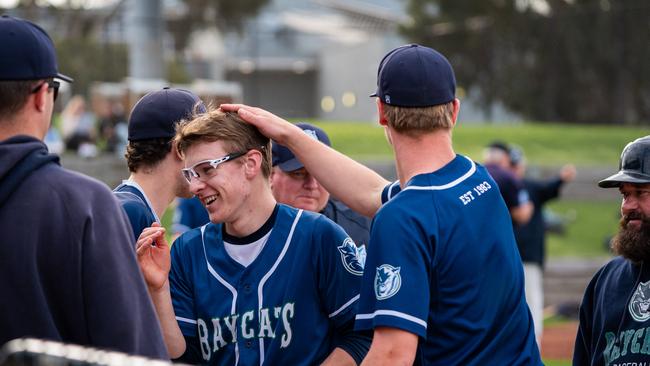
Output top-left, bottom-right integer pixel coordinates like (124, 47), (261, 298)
(272, 123), (331, 172)
(128, 87), (206, 141)
(599, 136), (650, 188)
(371, 44), (456, 107)
(0, 15), (73, 82)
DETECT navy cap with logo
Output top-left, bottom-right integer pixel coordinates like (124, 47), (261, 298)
(272, 123), (331, 172)
(371, 44), (455, 108)
(599, 135), (650, 188)
(128, 87), (206, 141)
(0, 15), (73, 82)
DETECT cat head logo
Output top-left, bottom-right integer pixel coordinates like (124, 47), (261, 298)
(629, 281), (650, 322)
(337, 238), (366, 276)
(374, 264), (401, 300)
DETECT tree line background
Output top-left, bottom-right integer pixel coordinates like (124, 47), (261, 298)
(403, 0), (650, 125)
(3, 0), (649, 125)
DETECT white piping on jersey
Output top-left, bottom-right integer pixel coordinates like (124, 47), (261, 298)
(401, 156), (476, 192)
(329, 294), (360, 318)
(200, 224), (240, 366)
(256, 209), (303, 366)
(175, 316), (197, 325)
(356, 309), (428, 329)
(386, 180), (400, 200)
(118, 179), (161, 223)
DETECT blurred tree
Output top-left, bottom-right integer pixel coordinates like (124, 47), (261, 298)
(402, 0), (650, 124)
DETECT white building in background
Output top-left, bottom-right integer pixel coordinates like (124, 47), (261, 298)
(183, 0), (406, 121)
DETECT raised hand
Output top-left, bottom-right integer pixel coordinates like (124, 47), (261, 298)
(135, 222), (171, 291)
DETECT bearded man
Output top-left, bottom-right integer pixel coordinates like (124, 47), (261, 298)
(574, 135), (650, 365)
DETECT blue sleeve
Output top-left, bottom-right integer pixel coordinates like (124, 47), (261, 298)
(331, 319), (372, 364)
(355, 204), (432, 338)
(119, 200), (155, 243)
(381, 181), (402, 204)
(169, 236), (198, 337)
(315, 216), (365, 329)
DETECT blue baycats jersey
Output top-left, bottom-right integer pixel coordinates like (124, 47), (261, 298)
(170, 204), (365, 365)
(356, 155), (541, 365)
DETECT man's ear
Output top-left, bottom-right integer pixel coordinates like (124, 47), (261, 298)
(33, 82), (48, 112)
(377, 99), (389, 126)
(451, 98), (460, 127)
(243, 149), (263, 179)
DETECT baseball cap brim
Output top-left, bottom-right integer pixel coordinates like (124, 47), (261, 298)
(277, 158), (304, 172)
(56, 73), (73, 83)
(598, 171), (650, 188)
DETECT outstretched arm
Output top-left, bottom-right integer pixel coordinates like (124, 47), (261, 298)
(220, 104), (389, 217)
(136, 223), (186, 358)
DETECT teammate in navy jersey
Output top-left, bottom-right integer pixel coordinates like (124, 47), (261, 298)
(222, 44), (541, 365)
(136, 109), (370, 365)
(114, 87), (205, 241)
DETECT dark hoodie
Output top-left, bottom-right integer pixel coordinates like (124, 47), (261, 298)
(0, 135), (168, 359)
(574, 257), (650, 365)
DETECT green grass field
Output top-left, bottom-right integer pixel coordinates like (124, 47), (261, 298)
(307, 121), (647, 167)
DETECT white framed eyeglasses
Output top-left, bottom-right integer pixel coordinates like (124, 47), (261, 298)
(181, 151), (247, 183)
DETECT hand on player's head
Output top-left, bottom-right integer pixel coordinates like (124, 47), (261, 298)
(220, 104), (301, 146)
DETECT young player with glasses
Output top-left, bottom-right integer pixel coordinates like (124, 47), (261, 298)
(136, 109), (371, 365)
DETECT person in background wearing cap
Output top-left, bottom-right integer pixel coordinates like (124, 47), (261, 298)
(271, 122), (371, 248)
(222, 43), (541, 365)
(483, 141), (534, 226)
(0, 15), (167, 358)
(508, 145), (576, 348)
(114, 87), (205, 242)
(574, 136), (650, 365)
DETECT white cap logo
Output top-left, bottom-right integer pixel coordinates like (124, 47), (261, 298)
(304, 129), (319, 141)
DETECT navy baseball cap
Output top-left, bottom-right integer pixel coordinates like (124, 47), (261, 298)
(272, 123), (331, 172)
(128, 87), (206, 141)
(371, 44), (455, 107)
(0, 15), (73, 82)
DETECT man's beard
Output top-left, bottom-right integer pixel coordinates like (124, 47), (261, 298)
(612, 212), (650, 264)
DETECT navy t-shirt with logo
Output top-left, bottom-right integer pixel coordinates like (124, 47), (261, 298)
(355, 155), (541, 365)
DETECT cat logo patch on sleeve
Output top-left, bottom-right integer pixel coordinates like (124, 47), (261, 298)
(374, 264), (402, 300)
(337, 238), (366, 276)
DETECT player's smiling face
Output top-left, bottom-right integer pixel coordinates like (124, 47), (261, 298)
(183, 140), (251, 223)
(271, 167), (329, 212)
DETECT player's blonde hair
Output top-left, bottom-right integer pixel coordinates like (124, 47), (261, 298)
(382, 101), (455, 137)
(174, 107), (272, 178)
